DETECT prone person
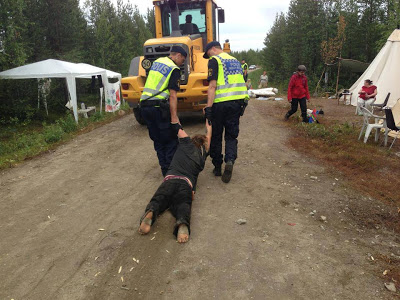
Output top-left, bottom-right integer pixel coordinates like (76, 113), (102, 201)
(138, 120), (212, 243)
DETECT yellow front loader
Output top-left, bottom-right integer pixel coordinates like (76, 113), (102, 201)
(121, 0), (230, 124)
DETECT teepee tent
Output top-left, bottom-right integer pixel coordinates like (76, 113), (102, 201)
(346, 29), (400, 107)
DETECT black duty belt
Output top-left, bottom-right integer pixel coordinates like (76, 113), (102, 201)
(140, 100), (167, 107)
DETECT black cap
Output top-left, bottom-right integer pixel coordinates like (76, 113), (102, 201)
(171, 45), (187, 57)
(203, 41), (221, 59)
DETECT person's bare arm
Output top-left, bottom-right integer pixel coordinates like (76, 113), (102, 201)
(169, 89), (179, 123)
(206, 80), (217, 107)
(369, 88), (377, 99)
(205, 119), (212, 152)
(177, 127), (189, 138)
(358, 88), (365, 95)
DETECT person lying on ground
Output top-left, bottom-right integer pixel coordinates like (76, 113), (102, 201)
(138, 120), (212, 243)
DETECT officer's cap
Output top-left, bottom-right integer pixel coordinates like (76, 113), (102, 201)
(171, 45), (187, 57)
(203, 41), (222, 59)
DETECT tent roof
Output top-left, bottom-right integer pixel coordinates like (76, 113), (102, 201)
(0, 59), (121, 79)
(76, 63), (121, 79)
(388, 29), (400, 42)
(344, 29), (400, 107)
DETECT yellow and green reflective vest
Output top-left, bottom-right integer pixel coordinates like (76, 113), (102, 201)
(211, 52), (249, 103)
(241, 62), (248, 71)
(140, 57), (179, 102)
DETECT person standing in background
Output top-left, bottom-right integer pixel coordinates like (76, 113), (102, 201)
(284, 65), (310, 123)
(241, 59), (248, 82)
(258, 71), (268, 88)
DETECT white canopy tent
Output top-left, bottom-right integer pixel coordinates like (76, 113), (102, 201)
(0, 59), (121, 121)
(345, 29), (400, 107)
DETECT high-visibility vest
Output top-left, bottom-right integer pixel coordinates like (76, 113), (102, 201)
(140, 57), (179, 102)
(241, 63), (248, 72)
(211, 52), (249, 103)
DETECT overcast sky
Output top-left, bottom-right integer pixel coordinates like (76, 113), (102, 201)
(106, 0), (292, 51)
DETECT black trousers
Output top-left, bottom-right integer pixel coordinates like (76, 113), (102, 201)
(141, 106), (178, 176)
(210, 100), (241, 167)
(287, 97), (308, 122)
(143, 179), (192, 236)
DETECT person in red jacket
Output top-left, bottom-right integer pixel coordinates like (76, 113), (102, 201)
(284, 65), (310, 122)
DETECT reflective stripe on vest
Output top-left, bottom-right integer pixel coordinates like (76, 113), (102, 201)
(211, 53), (249, 103)
(140, 57), (179, 102)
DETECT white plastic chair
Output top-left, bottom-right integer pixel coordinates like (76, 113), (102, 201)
(355, 97), (376, 115)
(358, 107), (385, 143)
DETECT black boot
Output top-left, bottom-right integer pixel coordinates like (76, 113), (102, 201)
(284, 113), (290, 121)
(222, 161), (234, 183)
(213, 166), (222, 176)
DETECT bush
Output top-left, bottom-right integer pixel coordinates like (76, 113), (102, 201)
(43, 124), (65, 143)
(89, 111), (104, 122)
(57, 113), (77, 133)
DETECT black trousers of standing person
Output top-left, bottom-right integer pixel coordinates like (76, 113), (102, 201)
(287, 97), (308, 122)
(140, 106), (178, 176)
(142, 179), (192, 236)
(210, 100), (242, 167)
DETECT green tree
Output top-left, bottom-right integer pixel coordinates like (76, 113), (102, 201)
(0, 0), (30, 70)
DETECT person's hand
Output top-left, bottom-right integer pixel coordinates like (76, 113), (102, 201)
(288, 99), (292, 103)
(170, 122), (182, 136)
(307, 98), (310, 103)
(204, 106), (212, 125)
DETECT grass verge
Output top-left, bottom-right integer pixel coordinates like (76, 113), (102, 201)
(0, 104), (131, 170)
(279, 108), (400, 235)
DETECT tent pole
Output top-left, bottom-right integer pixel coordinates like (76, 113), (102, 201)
(100, 87), (103, 114)
(66, 76), (79, 122)
(335, 56), (342, 103)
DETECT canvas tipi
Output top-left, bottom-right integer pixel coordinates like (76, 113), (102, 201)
(347, 29), (400, 107)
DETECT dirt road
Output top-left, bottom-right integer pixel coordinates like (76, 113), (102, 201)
(0, 101), (398, 299)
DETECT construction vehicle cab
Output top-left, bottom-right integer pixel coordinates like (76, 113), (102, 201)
(121, 0), (228, 125)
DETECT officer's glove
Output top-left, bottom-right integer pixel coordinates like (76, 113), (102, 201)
(204, 106), (212, 125)
(170, 122), (182, 136)
(240, 99), (249, 116)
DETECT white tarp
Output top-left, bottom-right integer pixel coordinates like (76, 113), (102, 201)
(0, 59), (121, 121)
(344, 29), (400, 108)
(248, 87), (279, 98)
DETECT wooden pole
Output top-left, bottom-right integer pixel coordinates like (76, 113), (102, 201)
(313, 66), (326, 97)
(335, 55), (341, 105)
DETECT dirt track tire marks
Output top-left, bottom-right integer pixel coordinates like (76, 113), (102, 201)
(0, 104), (398, 299)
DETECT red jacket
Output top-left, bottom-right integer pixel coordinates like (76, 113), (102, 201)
(287, 73), (310, 101)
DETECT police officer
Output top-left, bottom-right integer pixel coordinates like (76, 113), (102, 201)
(203, 41), (249, 183)
(140, 45), (187, 176)
(241, 59), (248, 82)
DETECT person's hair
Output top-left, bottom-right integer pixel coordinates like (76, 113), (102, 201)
(170, 52), (183, 58)
(191, 134), (207, 149)
(186, 14), (192, 22)
(365, 79), (373, 85)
